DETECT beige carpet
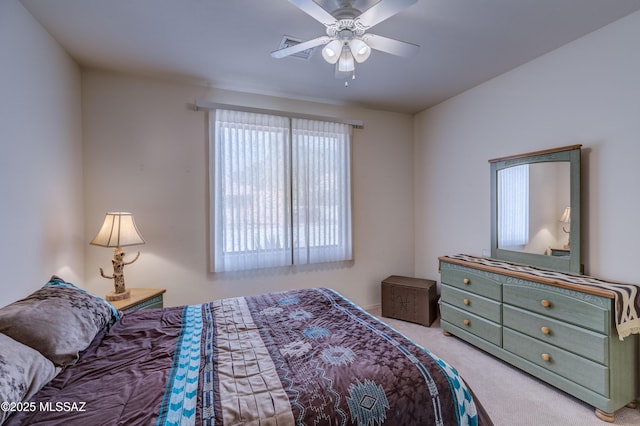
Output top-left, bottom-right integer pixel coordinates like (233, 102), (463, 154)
(370, 310), (640, 425)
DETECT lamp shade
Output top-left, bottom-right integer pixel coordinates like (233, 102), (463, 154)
(322, 39), (343, 64)
(560, 206), (571, 223)
(90, 212), (145, 248)
(349, 38), (371, 63)
(337, 45), (355, 72)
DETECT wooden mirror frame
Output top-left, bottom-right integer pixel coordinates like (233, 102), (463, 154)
(490, 145), (582, 274)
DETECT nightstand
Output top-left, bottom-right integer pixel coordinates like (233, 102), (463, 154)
(109, 288), (166, 312)
(549, 247), (570, 257)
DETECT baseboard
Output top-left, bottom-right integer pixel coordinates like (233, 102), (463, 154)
(363, 303), (381, 315)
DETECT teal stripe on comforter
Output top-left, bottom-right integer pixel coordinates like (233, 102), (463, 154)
(157, 304), (203, 426)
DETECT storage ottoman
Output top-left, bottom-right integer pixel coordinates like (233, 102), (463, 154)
(381, 275), (438, 326)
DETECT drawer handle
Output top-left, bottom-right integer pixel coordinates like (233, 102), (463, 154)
(540, 299), (551, 308)
(463, 299), (470, 305)
(541, 353), (552, 362)
(463, 278), (471, 285)
(541, 326), (551, 335)
(463, 319), (471, 326)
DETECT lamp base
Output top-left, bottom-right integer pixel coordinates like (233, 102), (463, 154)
(105, 289), (131, 301)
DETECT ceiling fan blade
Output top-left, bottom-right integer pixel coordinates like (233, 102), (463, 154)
(356, 0), (417, 28)
(271, 36), (331, 58)
(364, 33), (419, 57)
(289, 0), (337, 26)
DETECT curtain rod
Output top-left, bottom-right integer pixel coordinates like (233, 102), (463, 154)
(192, 100), (364, 129)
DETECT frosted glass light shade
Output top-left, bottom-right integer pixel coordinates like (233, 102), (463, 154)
(349, 38), (371, 63)
(337, 46), (355, 72)
(90, 212), (145, 247)
(322, 39), (343, 64)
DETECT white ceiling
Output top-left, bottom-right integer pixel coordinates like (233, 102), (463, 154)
(20, 0), (640, 114)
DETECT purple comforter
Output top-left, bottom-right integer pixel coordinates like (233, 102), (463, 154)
(6, 288), (492, 425)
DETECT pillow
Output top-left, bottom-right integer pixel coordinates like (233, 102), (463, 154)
(0, 276), (119, 367)
(0, 333), (59, 424)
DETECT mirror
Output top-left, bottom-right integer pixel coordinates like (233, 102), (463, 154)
(490, 145), (582, 274)
(497, 162), (570, 254)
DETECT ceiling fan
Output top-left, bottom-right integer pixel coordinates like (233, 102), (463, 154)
(271, 0), (419, 82)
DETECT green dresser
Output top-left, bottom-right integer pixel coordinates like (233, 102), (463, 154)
(439, 257), (638, 422)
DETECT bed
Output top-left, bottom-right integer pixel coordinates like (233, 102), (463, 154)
(0, 277), (492, 425)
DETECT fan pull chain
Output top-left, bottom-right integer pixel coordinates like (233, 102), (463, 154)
(345, 70), (356, 87)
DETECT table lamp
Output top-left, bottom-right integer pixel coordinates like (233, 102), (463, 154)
(90, 212), (145, 301)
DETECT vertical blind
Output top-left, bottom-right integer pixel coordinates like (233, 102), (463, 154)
(292, 119), (352, 265)
(211, 109), (352, 272)
(497, 164), (529, 248)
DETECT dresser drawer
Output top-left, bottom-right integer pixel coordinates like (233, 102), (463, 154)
(441, 284), (502, 323)
(503, 305), (608, 365)
(440, 262), (502, 300)
(440, 303), (502, 346)
(503, 328), (609, 397)
(503, 282), (609, 333)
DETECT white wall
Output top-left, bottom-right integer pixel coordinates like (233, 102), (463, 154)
(82, 70), (415, 308)
(414, 11), (640, 285)
(0, 0), (83, 306)
(6, 0), (638, 312)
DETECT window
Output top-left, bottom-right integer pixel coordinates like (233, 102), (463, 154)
(210, 109), (352, 272)
(497, 164), (529, 248)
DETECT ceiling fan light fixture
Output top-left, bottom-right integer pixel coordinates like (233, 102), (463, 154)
(322, 39), (343, 64)
(274, 0), (420, 86)
(349, 38), (371, 63)
(337, 45), (355, 72)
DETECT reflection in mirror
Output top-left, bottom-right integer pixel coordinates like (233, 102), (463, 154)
(497, 162), (570, 256)
(490, 144), (582, 274)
